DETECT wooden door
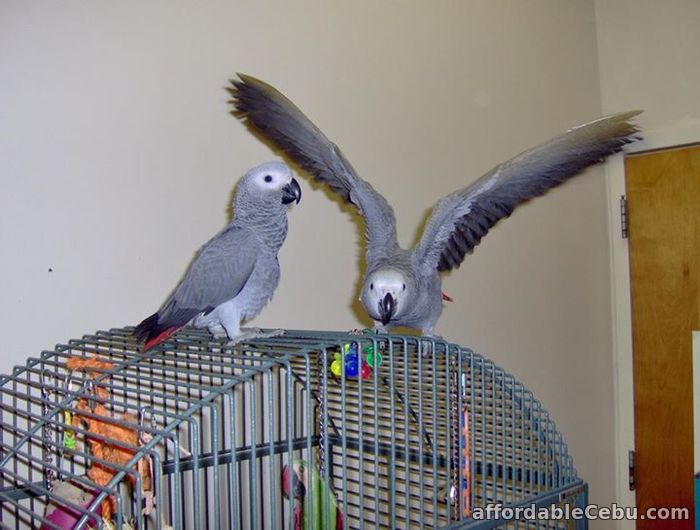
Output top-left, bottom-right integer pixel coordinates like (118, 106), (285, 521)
(626, 144), (700, 529)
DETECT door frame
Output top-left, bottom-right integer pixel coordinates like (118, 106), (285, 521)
(607, 117), (700, 530)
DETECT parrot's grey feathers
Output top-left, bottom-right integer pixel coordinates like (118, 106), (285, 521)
(135, 226), (259, 342)
(230, 74), (398, 264)
(415, 110), (642, 273)
(162, 226), (259, 315)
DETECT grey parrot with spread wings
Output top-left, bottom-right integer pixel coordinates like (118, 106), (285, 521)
(134, 160), (301, 350)
(231, 74), (640, 336)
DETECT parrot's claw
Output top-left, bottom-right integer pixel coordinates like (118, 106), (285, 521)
(226, 328), (285, 346)
(419, 334), (448, 357)
(371, 322), (389, 334)
(208, 327), (229, 340)
(254, 328), (285, 339)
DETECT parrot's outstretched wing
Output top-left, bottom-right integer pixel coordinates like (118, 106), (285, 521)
(134, 225), (259, 348)
(414, 110), (642, 273)
(230, 73), (398, 265)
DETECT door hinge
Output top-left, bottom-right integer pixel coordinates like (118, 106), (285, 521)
(628, 449), (636, 490)
(620, 195), (629, 239)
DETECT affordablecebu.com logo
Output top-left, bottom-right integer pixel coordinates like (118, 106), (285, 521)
(471, 503), (690, 522)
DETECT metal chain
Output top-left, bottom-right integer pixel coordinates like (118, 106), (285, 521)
(316, 349), (326, 477)
(40, 372), (55, 492)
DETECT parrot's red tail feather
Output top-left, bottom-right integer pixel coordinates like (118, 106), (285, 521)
(442, 291), (454, 302)
(142, 327), (179, 351)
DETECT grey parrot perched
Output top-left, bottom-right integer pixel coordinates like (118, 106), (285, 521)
(230, 74), (640, 335)
(134, 161), (301, 350)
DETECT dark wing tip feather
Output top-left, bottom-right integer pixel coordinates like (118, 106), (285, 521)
(133, 312), (159, 341)
(433, 110), (642, 273)
(228, 73), (357, 204)
(133, 306), (198, 344)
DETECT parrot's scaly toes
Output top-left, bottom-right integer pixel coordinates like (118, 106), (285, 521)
(419, 337), (436, 357)
(227, 328), (286, 345)
(256, 328), (285, 339)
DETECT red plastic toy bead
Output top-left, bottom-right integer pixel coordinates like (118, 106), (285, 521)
(360, 363), (372, 380)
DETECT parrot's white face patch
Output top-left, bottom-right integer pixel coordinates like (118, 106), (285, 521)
(252, 166), (293, 191)
(255, 171), (292, 190)
(239, 161), (300, 206)
(369, 269), (406, 294)
(362, 268), (409, 324)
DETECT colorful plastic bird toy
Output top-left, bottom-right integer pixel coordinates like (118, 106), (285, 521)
(344, 345), (360, 378)
(330, 339), (386, 381)
(364, 348), (383, 369)
(330, 353), (343, 377)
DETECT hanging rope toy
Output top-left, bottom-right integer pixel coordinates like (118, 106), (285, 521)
(65, 356), (153, 522)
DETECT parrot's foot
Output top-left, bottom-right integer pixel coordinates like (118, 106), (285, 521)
(251, 327), (285, 339)
(372, 322), (389, 334)
(206, 323), (230, 339)
(209, 328), (229, 340)
(226, 327), (285, 346)
(419, 334), (448, 357)
(419, 339), (433, 357)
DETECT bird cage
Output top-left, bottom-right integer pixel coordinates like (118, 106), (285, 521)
(0, 328), (587, 529)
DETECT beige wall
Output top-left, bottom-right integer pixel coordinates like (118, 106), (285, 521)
(595, 0), (700, 525)
(596, 0), (700, 126)
(2, 0), (624, 518)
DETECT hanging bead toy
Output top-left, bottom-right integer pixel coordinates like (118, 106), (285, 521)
(330, 337), (384, 381)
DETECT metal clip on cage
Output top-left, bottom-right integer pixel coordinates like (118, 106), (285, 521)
(0, 328), (587, 529)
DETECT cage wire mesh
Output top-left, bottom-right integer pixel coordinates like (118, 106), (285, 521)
(0, 328), (587, 529)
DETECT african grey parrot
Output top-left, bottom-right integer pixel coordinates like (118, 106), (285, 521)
(134, 161), (301, 350)
(230, 74), (640, 336)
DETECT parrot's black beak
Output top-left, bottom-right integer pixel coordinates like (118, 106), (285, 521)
(282, 178), (302, 205)
(379, 293), (395, 325)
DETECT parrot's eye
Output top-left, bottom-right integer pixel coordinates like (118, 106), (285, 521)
(264, 175), (273, 183)
(370, 283), (374, 291)
(402, 283), (406, 291)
